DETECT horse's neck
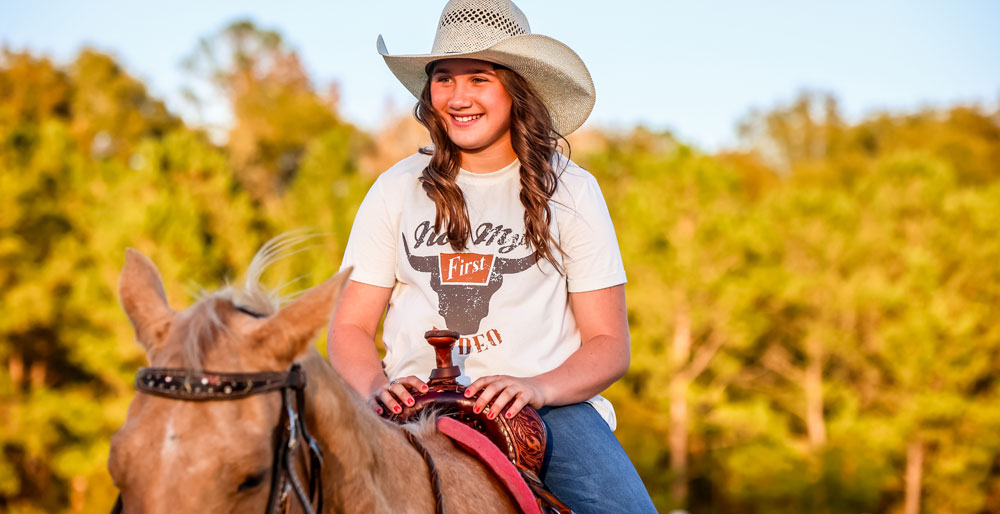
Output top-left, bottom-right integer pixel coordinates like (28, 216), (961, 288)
(299, 350), (436, 513)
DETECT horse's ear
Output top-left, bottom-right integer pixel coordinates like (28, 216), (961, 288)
(255, 267), (353, 363)
(119, 248), (175, 350)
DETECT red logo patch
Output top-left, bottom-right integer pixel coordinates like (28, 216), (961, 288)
(439, 253), (494, 285)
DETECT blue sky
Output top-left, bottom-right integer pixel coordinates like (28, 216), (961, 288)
(2, 0), (998, 150)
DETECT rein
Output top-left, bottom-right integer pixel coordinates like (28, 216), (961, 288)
(111, 364), (323, 514)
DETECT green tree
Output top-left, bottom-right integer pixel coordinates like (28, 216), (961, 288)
(845, 153), (1000, 513)
(182, 20), (345, 204)
(1, 49), (262, 513)
(580, 128), (775, 510)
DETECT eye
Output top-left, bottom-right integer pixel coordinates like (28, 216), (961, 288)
(471, 76), (489, 83)
(434, 75), (452, 83)
(237, 471), (267, 492)
(235, 305), (265, 318)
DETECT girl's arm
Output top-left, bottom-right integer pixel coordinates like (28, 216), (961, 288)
(463, 284), (630, 419)
(327, 280), (427, 415)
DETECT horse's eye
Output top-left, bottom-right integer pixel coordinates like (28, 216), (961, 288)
(237, 471), (267, 492)
(235, 305), (265, 318)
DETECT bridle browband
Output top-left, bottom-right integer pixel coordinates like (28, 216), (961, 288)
(111, 364), (324, 514)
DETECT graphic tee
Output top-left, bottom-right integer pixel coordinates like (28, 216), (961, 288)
(341, 153), (627, 429)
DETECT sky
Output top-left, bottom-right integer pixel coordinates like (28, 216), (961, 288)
(1, 0), (998, 151)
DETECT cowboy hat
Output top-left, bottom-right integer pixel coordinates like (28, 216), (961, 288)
(377, 0), (595, 135)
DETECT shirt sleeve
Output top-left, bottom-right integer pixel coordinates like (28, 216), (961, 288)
(557, 171), (627, 293)
(340, 177), (398, 288)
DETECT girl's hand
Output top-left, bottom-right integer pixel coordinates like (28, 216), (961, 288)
(464, 375), (547, 419)
(369, 375), (428, 416)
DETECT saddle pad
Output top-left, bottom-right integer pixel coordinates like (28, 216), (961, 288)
(437, 417), (542, 514)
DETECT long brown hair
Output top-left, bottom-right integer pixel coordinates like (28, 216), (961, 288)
(414, 62), (568, 269)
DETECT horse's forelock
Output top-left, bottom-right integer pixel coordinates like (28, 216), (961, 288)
(178, 292), (231, 370)
(231, 230), (319, 317)
(178, 231), (319, 369)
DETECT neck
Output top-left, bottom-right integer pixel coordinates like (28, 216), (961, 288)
(459, 133), (517, 173)
(298, 350), (435, 513)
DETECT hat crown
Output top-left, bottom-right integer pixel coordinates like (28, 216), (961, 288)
(431, 0), (531, 54)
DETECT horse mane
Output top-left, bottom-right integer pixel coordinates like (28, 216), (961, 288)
(181, 231), (318, 369)
(402, 408), (442, 439)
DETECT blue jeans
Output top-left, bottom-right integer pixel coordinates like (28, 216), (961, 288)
(537, 403), (657, 513)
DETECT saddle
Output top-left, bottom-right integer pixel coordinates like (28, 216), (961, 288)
(382, 330), (571, 514)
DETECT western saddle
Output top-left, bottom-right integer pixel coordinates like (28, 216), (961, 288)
(382, 329), (571, 513)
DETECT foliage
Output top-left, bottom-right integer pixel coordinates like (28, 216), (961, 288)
(584, 95), (1000, 513)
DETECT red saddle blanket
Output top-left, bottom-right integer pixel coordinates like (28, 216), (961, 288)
(437, 417), (543, 514)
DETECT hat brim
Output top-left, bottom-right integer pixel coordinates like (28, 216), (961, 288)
(377, 34), (595, 136)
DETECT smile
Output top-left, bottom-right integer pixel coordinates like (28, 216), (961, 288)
(451, 114), (482, 122)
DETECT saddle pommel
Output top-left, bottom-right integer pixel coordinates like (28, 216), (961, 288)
(424, 329), (461, 384)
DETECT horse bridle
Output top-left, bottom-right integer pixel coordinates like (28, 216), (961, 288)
(111, 364), (324, 514)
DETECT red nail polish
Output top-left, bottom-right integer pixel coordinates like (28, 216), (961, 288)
(422, 385), (429, 391)
(488, 412), (495, 420)
(506, 412), (513, 419)
(473, 406), (481, 414)
(406, 398), (414, 406)
(464, 390), (471, 398)
(376, 407), (383, 415)
(393, 405), (401, 413)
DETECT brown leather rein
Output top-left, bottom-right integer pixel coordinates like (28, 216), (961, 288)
(110, 364), (324, 514)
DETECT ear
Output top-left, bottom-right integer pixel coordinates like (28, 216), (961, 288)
(255, 267), (353, 363)
(119, 248), (176, 350)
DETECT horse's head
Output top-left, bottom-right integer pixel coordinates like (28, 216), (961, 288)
(108, 244), (350, 513)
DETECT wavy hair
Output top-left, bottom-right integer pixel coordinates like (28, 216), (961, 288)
(413, 63), (568, 270)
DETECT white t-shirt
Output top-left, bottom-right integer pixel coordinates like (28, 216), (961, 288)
(340, 152), (627, 429)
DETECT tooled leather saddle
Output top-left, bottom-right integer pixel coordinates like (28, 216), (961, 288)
(382, 330), (571, 514)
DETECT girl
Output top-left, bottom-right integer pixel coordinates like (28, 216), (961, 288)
(329, 1), (656, 511)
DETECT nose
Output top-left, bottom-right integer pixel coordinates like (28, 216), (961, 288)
(447, 80), (473, 110)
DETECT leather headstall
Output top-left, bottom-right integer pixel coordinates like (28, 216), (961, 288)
(111, 364), (323, 514)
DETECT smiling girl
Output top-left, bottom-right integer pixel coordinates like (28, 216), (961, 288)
(328, 1), (656, 511)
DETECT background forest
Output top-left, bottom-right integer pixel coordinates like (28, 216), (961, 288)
(2, 21), (1000, 514)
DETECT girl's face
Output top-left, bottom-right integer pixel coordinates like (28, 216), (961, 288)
(429, 58), (514, 156)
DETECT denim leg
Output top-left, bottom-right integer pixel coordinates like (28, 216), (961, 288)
(537, 403), (657, 514)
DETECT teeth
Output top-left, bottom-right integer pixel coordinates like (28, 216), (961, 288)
(453, 114), (482, 122)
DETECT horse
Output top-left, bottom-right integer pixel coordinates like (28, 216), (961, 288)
(108, 237), (521, 513)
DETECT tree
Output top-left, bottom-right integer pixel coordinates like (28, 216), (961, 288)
(182, 20), (344, 203)
(0, 49), (262, 513)
(580, 127), (770, 509)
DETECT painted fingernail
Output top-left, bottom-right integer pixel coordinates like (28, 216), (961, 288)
(393, 405), (401, 413)
(421, 385), (429, 391)
(406, 398), (414, 406)
(473, 405), (481, 414)
(488, 412), (495, 420)
(506, 412), (513, 419)
(464, 390), (471, 398)
(376, 407), (383, 415)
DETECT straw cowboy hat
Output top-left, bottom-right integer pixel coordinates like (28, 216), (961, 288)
(377, 0), (595, 135)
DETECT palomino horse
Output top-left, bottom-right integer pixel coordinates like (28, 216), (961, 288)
(108, 238), (522, 513)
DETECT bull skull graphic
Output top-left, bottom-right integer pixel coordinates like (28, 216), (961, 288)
(403, 234), (537, 335)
